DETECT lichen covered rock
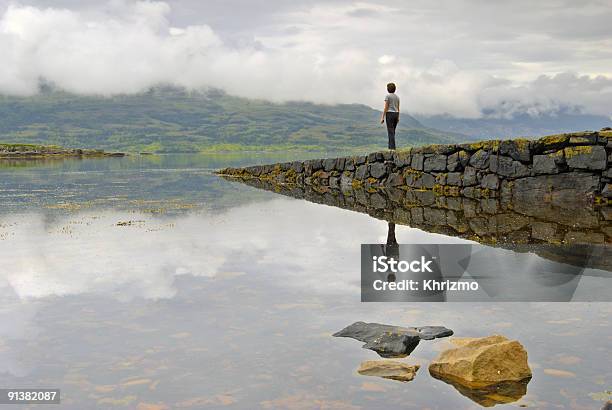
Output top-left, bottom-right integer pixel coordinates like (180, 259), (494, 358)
(428, 335), (532, 387)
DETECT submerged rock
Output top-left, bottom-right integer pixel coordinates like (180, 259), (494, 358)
(357, 360), (420, 382)
(332, 321), (453, 357)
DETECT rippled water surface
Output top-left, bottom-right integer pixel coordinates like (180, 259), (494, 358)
(0, 155), (610, 409)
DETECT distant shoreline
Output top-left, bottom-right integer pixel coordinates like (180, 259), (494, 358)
(0, 143), (125, 159)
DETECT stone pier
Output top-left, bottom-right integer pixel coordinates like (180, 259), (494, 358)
(219, 130), (612, 205)
(218, 130), (612, 254)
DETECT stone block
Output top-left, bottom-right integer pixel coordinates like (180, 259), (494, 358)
(355, 156), (367, 166)
(463, 166), (478, 186)
(311, 159), (323, 170)
(323, 158), (336, 172)
(394, 151), (412, 167)
(369, 162), (388, 179)
(564, 145), (607, 170)
(481, 174), (500, 190)
(329, 176), (340, 188)
(469, 149), (490, 169)
(386, 172), (405, 186)
(423, 208), (446, 224)
(533, 154), (561, 174)
(447, 172), (462, 186)
(568, 132), (598, 145)
(499, 140), (531, 162)
(336, 157), (346, 170)
(355, 164), (369, 180)
(340, 173), (353, 189)
(290, 161), (304, 173)
(369, 193), (387, 209)
(368, 152), (384, 163)
(496, 156), (530, 178)
(447, 150), (470, 171)
(412, 154), (425, 170)
(424, 154), (447, 172)
(421, 173), (436, 189)
(531, 221), (558, 242)
(564, 231), (605, 244)
(411, 207), (424, 224)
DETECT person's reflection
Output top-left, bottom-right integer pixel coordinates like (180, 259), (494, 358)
(383, 222), (399, 282)
(377, 221), (447, 301)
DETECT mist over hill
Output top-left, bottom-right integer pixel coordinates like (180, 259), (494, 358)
(415, 111), (611, 140)
(0, 88), (471, 153)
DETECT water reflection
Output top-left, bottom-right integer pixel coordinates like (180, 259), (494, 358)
(365, 229), (610, 302)
(233, 177), (612, 272)
(0, 156), (610, 409)
(430, 376), (531, 407)
(0, 201), (610, 408)
(0, 153), (330, 215)
(382, 223), (398, 283)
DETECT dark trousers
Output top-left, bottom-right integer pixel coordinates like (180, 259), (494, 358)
(385, 112), (399, 149)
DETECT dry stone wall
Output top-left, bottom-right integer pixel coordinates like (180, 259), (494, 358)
(219, 130), (612, 205)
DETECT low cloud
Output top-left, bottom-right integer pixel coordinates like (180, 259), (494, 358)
(0, 1), (610, 118)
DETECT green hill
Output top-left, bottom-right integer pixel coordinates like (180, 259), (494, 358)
(0, 87), (472, 153)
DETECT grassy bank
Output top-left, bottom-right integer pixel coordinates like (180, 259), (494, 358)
(0, 143), (124, 158)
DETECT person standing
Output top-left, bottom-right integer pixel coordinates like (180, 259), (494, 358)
(380, 83), (400, 150)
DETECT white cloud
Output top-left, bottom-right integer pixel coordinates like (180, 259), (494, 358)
(0, 0), (610, 118)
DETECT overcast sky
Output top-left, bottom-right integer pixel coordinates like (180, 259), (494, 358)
(0, 0), (610, 118)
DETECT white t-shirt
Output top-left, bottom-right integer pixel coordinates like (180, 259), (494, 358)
(385, 93), (400, 112)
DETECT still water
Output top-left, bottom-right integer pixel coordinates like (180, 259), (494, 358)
(0, 155), (610, 409)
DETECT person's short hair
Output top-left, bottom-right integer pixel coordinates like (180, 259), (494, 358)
(387, 83), (396, 93)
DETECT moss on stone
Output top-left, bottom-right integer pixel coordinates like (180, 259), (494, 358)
(548, 149), (564, 159)
(539, 133), (570, 148)
(563, 145), (592, 158)
(395, 147), (412, 154)
(422, 144), (453, 154)
(513, 138), (531, 149)
(285, 168), (298, 183)
(480, 188), (492, 198)
(444, 186), (461, 196)
(403, 168), (423, 178)
(466, 140), (500, 152)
